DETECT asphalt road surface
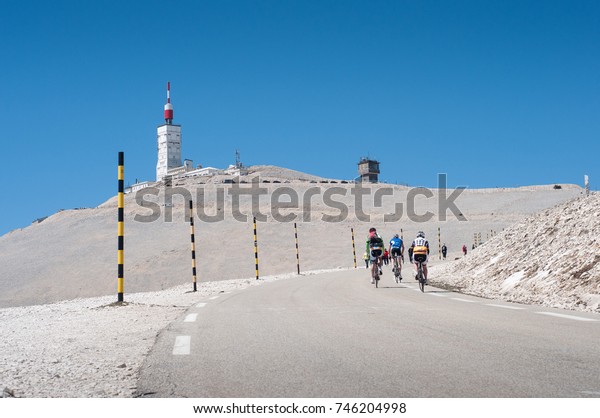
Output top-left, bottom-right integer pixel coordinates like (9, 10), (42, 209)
(137, 268), (600, 397)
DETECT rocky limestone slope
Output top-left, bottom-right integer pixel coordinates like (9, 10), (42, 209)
(432, 193), (600, 312)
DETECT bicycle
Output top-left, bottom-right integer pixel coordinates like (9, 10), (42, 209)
(371, 256), (381, 288)
(416, 260), (426, 293)
(391, 254), (402, 284)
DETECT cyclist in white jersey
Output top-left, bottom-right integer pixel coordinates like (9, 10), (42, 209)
(410, 231), (430, 284)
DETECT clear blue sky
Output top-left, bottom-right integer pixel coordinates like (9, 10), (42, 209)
(1, 0), (598, 235)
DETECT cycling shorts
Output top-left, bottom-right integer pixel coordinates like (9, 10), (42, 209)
(390, 248), (402, 257)
(413, 253), (428, 265)
(370, 249), (383, 261)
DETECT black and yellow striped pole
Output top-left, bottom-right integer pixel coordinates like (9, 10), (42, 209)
(294, 223), (301, 274)
(117, 152), (125, 302)
(438, 227), (441, 260)
(253, 217), (259, 280)
(351, 227), (357, 268)
(189, 200), (198, 292)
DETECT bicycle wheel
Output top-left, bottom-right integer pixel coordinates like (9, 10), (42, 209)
(418, 264), (425, 293)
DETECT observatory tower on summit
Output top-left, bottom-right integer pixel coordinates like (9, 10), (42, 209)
(357, 157), (380, 183)
(156, 82), (182, 181)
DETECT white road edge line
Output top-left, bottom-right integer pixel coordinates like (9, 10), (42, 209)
(196, 302), (207, 308)
(173, 336), (191, 355)
(427, 293), (446, 297)
(535, 312), (597, 322)
(452, 298), (476, 303)
(485, 304), (525, 310)
(184, 313), (198, 322)
(209, 296), (219, 300)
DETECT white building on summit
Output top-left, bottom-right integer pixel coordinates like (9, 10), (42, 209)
(156, 82), (183, 181)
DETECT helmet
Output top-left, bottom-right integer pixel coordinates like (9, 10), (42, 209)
(417, 231), (425, 238)
(394, 234), (399, 238)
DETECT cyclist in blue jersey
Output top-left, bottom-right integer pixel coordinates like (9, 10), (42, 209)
(389, 234), (404, 282)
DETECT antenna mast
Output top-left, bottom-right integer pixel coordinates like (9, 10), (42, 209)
(235, 149), (241, 168)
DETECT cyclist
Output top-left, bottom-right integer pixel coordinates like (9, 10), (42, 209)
(410, 231), (430, 284)
(389, 234), (404, 281)
(366, 227), (384, 284)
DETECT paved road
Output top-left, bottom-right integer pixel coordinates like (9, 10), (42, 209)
(137, 268), (600, 397)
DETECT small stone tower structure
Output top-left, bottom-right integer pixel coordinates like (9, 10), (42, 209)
(357, 157), (380, 183)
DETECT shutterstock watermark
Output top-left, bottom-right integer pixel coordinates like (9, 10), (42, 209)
(133, 174), (467, 224)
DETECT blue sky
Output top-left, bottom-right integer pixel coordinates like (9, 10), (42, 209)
(1, 0), (598, 235)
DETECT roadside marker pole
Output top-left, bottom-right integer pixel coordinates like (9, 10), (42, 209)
(401, 228), (403, 240)
(294, 223), (301, 274)
(253, 217), (259, 280)
(117, 152), (125, 302)
(351, 227), (357, 269)
(189, 201), (198, 292)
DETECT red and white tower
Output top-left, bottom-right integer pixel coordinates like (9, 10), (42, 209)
(156, 81), (182, 181)
(164, 81), (174, 124)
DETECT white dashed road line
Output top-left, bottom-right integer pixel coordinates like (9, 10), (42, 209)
(184, 313), (198, 322)
(173, 336), (191, 355)
(535, 312), (597, 322)
(209, 296), (219, 300)
(485, 304), (525, 310)
(196, 302), (207, 308)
